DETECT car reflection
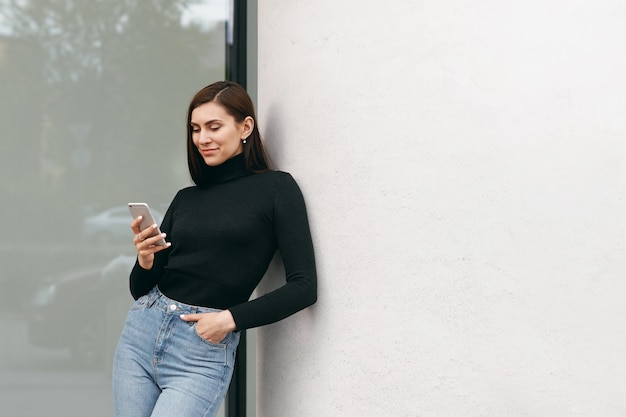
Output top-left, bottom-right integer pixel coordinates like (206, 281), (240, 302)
(27, 255), (136, 370)
(83, 206), (163, 244)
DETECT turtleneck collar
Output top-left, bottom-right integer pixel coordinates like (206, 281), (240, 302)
(201, 153), (250, 185)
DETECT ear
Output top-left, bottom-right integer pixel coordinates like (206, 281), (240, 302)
(241, 116), (254, 139)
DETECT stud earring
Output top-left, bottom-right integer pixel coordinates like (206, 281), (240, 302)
(243, 138), (247, 144)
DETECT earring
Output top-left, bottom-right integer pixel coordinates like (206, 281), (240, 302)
(243, 138), (247, 144)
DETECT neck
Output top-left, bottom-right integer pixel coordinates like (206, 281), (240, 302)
(201, 153), (249, 184)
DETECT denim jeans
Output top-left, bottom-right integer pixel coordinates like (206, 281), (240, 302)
(112, 286), (240, 417)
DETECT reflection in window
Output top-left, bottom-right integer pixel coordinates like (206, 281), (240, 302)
(0, 1), (228, 416)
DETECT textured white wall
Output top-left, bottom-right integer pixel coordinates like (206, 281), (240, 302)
(255, 1), (626, 416)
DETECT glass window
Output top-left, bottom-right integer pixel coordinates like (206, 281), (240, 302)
(0, 1), (229, 415)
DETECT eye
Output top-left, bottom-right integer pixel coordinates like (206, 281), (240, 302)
(210, 125), (221, 131)
(191, 127), (200, 133)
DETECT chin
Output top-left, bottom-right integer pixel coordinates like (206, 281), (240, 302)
(203, 159), (223, 167)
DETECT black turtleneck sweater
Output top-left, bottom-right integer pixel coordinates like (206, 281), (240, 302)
(129, 154), (317, 331)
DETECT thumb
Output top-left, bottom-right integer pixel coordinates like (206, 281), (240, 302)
(179, 313), (201, 322)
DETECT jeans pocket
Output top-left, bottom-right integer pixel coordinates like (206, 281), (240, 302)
(129, 293), (153, 311)
(129, 288), (159, 311)
(129, 295), (147, 311)
(189, 323), (234, 348)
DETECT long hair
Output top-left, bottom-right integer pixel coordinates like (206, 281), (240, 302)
(186, 81), (271, 186)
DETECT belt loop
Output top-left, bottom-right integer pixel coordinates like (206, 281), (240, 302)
(146, 287), (159, 308)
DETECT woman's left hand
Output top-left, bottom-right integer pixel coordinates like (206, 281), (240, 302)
(180, 310), (237, 344)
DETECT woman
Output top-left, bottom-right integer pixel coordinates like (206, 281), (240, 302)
(112, 81), (317, 417)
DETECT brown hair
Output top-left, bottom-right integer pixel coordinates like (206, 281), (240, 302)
(186, 81), (271, 186)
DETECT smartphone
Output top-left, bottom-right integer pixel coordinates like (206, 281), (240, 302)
(128, 203), (166, 246)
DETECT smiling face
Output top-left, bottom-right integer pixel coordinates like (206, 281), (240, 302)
(190, 101), (253, 167)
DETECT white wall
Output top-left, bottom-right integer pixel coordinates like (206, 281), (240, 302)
(255, 1), (626, 416)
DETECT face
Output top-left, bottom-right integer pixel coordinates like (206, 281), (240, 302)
(190, 101), (253, 167)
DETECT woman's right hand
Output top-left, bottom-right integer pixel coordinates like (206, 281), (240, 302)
(131, 216), (171, 270)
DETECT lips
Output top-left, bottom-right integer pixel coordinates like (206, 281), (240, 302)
(199, 148), (218, 156)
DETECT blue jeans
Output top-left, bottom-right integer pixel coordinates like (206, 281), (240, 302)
(112, 286), (240, 417)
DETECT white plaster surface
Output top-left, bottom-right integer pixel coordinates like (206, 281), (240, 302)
(255, 1), (626, 416)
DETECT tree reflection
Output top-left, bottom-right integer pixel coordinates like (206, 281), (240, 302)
(0, 0), (226, 311)
(0, 0), (225, 241)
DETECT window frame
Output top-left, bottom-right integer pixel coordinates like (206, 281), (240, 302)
(225, 3), (248, 417)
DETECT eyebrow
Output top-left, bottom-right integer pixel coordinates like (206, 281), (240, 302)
(190, 119), (223, 126)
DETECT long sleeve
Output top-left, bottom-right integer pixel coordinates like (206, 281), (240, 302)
(129, 159), (317, 330)
(228, 174), (317, 330)
(128, 195), (177, 300)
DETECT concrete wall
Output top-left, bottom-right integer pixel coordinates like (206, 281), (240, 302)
(254, 1), (626, 416)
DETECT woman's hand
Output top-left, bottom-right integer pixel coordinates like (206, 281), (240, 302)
(131, 215), (171, 270)
(180, 310), (237, 344)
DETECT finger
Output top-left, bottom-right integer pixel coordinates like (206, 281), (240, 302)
(133, 232), (146, 245)
(134, 224), (158, 244)
(145, 230), (166, 244)
(149, 242), (172, 254)
(130, 215), (143, 233)
(136, 240), (170, 261)
(140, 234), (169, 251)
(179, 313), (201, 322)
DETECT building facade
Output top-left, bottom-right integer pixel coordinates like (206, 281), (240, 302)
(253, 1), (626, 416)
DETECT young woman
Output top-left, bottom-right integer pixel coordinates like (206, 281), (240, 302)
(112, 81), (317, 417)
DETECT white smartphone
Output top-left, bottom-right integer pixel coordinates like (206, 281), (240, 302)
(128, 202), (166, 246)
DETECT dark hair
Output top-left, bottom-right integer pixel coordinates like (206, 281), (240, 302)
(186, 81), (271, 186)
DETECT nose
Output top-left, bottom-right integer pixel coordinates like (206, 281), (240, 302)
(198, 129), (212, 144)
